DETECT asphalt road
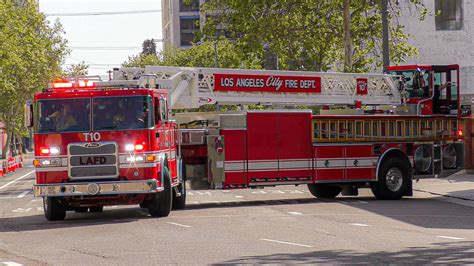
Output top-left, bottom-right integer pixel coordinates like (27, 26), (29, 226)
(1, 166), (473, 265)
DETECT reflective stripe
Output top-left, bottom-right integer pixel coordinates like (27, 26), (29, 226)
(316, 159), (345, 168)
(248, 161), (278, 170)
(225, 161), (245, 171)
(279, 160), (311, 169)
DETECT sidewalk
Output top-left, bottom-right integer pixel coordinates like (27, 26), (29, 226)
(413, 171), (474, 207)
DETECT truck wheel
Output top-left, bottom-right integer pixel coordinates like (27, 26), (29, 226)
(148, 166), (172, 217)
(43, 197), (66, 221)
(371, 157), (410, 200)
(89, 206), (104, 212)
(172, 162), (186, 210)
(307, 184), (342, 199)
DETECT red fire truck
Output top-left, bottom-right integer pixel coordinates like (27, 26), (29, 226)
(28, 64), (466, 221)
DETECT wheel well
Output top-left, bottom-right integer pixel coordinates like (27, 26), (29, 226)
(376, 148), (412, 181)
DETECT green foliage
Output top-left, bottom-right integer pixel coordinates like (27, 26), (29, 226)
(64, 61), (89, 77)
(0, 0), (69, 157)
(201, 0), (427, 72)
(123, 38), (261, 69)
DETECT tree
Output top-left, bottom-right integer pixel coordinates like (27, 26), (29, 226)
(201, 0), (427, 72)
(0, 0), (69, 158)
(64, 61), (89, 77)
(123, 38), (261, 69)
(141, 39), (157, 56)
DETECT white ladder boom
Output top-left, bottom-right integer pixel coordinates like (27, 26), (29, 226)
(104, 66), (402, 109)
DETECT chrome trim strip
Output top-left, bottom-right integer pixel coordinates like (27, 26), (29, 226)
(33, 179), (163, 197)
(35, 167), (68, 172)
(119, 163), (158, 169)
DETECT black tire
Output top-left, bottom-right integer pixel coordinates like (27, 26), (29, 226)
(148, 166), (173, 217)
(89, 206), (104, 212)
(74, 207), (88, 213)
(172, 162), (186, 210)
(307, 184), (342, 199)
(371, 156), (410, 200)
(43, 197), (66, 221)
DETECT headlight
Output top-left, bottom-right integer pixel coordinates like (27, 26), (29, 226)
(38, 158), (61, 167)
(126, 155), (145, 162)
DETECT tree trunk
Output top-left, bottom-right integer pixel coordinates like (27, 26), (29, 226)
(2, 129), (12, 160)
(343, 0), (352, 72)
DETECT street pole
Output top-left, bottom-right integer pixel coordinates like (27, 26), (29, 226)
(382, 0), (390, 71)
(213, 40), (219, 68)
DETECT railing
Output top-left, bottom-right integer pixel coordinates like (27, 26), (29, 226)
(312, 117), (460, 143)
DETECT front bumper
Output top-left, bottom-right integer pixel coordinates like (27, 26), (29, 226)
(33, 179), (163, 197)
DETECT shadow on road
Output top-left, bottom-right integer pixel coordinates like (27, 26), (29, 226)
(215, 241), (474, 264)
(184, 196), (474, 230)
(2, 194), (474, 232)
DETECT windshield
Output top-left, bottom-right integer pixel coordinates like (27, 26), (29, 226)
(36, 98), (91, 133)
(390, 70), (430, 99)
(93, 96), (153, 131)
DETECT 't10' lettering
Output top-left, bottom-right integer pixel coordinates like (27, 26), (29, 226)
(83, 132), (101, 142)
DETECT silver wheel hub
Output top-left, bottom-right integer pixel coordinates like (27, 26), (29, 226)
(386, 167), (403, 192)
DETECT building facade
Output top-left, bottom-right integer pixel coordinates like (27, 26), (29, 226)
(162, 0), (203, 49)
(161, 0), (473, 98)
(397, 0), (474, 100)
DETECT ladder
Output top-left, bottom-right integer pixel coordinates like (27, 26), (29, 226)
(100, 66), (403, 109)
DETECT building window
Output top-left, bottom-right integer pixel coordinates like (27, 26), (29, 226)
(180, 0), (200, 12)
(180, 16), (200, 46)
(435, 0), (463, 30)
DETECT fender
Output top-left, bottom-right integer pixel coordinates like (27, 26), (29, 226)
(376, 148), (411, 181)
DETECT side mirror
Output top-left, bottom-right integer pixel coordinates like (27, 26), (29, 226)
(24, 102), (33, 128)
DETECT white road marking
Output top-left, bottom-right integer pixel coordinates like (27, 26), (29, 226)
(17, 190), (30, 198)
(2, 262), (24, 266)
(357, 200), (368, 203)
(437, 236), (466, 240)
(167, 222), (191, 228)
(287, 212), (303, 215)
(0, 171), (35, 190)
(12, 208), (32, 213)
(270, 190), (285, 194)
(186, 201), (199, 204)
(234, 195), (244, 198)
(286, 190), (305, 194)
(194, 191), (212, 196)
(37, 207), (43, 212)
(260, 238), (313, 248)
(349, 223), (371, 227)
(222, 190), (230, 193)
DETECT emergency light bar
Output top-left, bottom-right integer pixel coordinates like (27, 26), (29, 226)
(48, 79), (96, 90)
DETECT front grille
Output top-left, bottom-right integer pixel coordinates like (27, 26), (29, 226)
(68, 142), (118, 179)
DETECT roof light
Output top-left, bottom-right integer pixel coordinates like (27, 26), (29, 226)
(52, 81), (73, 89)
(458, 130), (463, 137)
(78, 80), (95, 88)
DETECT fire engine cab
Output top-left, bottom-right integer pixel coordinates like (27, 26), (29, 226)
(28, 64), (466, 221)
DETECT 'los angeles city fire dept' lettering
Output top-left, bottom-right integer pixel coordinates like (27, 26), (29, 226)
(218, 75), (317, 91)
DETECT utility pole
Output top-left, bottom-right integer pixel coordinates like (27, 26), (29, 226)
(381, 0), (390, 71)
